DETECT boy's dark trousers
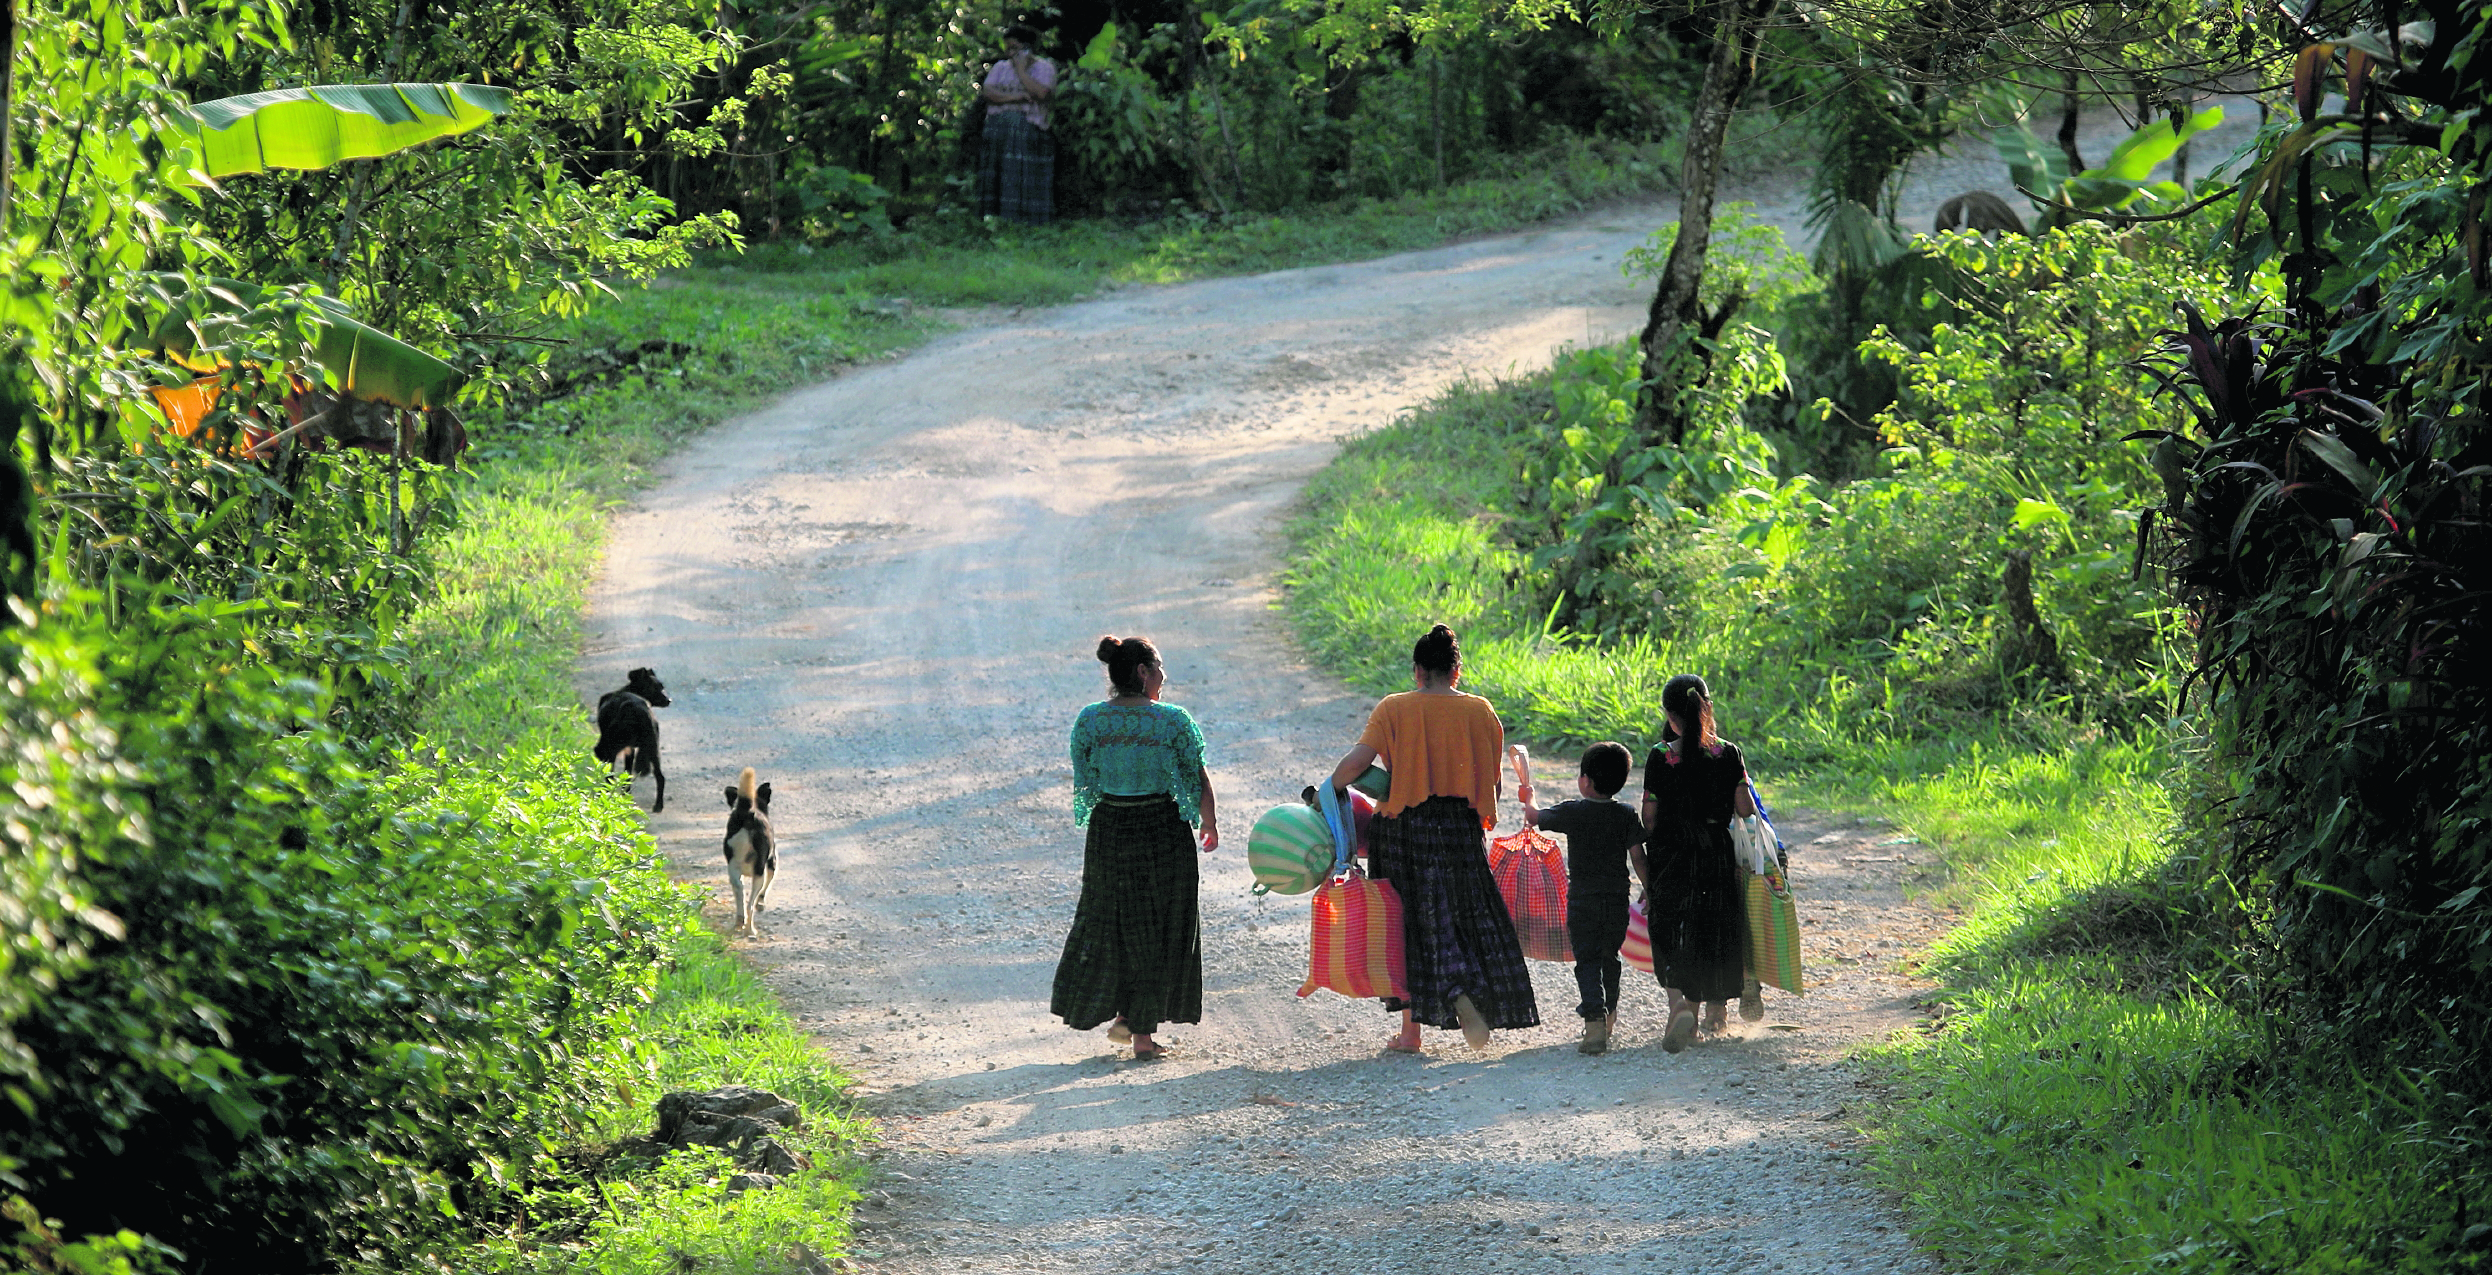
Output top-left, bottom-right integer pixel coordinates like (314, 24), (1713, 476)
(1568, 895), (1630, 1020)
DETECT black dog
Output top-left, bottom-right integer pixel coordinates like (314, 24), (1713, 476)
(594, 667), (671, 812)
(722, 767), (776, 936)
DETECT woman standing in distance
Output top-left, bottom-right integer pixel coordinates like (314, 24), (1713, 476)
(1052, 636), (1219, 1061)
(1641, 673), (1755, 1053)
(1328, 624), (1539, 1052)
(977, 24), (1057, 225)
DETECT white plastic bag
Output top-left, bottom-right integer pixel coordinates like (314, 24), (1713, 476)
(1731, 815), (1778, 877)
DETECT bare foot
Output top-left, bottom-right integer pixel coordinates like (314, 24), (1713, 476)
(1384, 1027), (1423, 1054)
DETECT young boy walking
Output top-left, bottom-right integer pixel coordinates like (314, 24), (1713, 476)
(1514, 742), (1647, 1055)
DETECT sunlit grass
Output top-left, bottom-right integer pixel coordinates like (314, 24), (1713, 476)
(1858, 970), (2492, 1274)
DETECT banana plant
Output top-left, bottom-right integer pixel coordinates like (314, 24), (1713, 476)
(171, 82), (512, 182)
(144, 278), (462, 409)
(146, 85), (508, 452)
(1996, 105), (2226, 225)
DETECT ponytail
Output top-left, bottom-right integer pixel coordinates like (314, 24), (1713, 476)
(1662, 673), (1715, 761)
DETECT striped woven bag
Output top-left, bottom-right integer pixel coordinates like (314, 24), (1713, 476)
(1487, 828), (1572, 963)
(1296, 866), (1408, 1001)
(1620, 894), (1655, 974)
(1745, 872), (1804, 992)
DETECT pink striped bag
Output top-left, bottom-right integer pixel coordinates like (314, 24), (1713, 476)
(1488, 828), (1573, 963)
(1620, 894), (1655, 974)
(1296, 867), (1408, 1001)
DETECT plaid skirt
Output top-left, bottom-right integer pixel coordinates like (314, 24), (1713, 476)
(1647, 819), (1746, 1003)
(978, 110), (1055, 225)
(1050, 795), (1201, 1034)
(1365, 796), (1541, 1031)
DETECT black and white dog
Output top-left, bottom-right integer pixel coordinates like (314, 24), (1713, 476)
(594, 667), (671, 812)
(722, 767), (776, 937)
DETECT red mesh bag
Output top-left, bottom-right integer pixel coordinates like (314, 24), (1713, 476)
(1296, 867), (1408, 1001)
(1487, 827), (1572, 963)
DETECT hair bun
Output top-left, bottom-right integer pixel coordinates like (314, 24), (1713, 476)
(1428, 624), (1453, 638)
(1096, 635), (1123, 663)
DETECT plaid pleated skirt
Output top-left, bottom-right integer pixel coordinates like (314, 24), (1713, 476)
(1051, 795), (1202, 1034)
(978, 110), (1055, 225)
(1647, 819), (1746, 1003)
(1365, 796), (1541, 1031)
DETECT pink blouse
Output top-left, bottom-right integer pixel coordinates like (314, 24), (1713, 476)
(983, 58), (1057, 130)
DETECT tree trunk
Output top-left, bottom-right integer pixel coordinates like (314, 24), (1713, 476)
(1202, 58), (1250, 211)
(1429, 51), (1444, 189)
(1630, 0), (1779, 449)
(2056, 69), (2085, 172)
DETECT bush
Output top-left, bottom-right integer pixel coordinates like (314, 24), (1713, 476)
(0, 599), (690, 1269)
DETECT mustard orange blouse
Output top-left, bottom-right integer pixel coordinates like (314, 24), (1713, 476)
(1357, 690), (1505, 826)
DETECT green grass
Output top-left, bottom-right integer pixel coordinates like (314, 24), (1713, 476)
(1279, 347), (2492, 1274)
(724, 133), (1677, 296)
(405, 932), (873, 1275)
(1854, 969), (2492, 1274)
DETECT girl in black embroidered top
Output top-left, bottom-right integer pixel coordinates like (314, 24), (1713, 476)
(1640, 673), (1755, 1054)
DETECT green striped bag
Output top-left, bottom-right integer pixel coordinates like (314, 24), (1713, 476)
(1745, 872), (1804, 993)
(1248, 803), (1332, 896)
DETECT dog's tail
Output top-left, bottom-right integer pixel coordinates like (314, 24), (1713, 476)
(738, 766), (757, 801)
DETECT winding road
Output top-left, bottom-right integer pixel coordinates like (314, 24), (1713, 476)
(580, 106), (2258, 1275)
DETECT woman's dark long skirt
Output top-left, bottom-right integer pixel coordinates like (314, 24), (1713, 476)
(977, 110), (1054, 225)
(1365, 796), (1541, 1031)
(1050, 795), (1201, 1034)
(1647, 819), (1746, 1003)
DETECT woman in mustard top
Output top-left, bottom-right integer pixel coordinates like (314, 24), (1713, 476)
(1328, 624), (1539, 1052)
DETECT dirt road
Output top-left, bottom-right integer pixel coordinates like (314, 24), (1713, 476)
(581, 109), (2257, 1274)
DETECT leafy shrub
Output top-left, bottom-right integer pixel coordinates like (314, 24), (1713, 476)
(2126, 6), (2492, 1061)
(1519, 208), (1812, 637)
(0, 600), (690, 1269)
(787, 166), (893, 240)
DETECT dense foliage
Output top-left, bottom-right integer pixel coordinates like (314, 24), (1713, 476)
(2134, 0), (2492, 1057)
(0, 604), (681, 1263)
(0, 0), (752, 1268)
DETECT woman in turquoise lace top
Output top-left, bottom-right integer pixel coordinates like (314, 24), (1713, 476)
(1050, 635), (1219, 1061)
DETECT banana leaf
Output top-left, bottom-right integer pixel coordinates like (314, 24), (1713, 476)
(144, 278), (462, 410)
(176, 83), (513, 182)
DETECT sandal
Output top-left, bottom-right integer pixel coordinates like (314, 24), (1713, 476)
(1107, 1017), (1133, 1044)
(1383, 1033), (1424, 1055)
(1454, 994), (1491, 1051)
(1662, 1009), (1697, 1054)
(1130, 1042), (1167, 1061)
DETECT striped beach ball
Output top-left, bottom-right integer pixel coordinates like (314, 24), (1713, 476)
(1248, 803), (1333, 896)
(1621, 895), (1656, 974)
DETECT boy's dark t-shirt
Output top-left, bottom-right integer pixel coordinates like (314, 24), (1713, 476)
(1534, 797), (1646, 900)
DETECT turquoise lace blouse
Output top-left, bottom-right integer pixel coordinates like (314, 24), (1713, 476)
(1070, 701), (1207, 827)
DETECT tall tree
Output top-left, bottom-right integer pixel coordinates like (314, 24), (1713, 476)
(1630, 0), (1778, 447)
